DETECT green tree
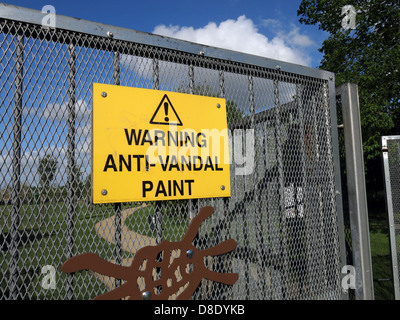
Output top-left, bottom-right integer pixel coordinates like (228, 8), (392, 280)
(72, 164), (84, 200)
(298, 0), (400, 201)
(38, 154), (58, 190)
(37, 154), (58, 222)
(83, 173), (92, 204)
(37, 154), (58, 203)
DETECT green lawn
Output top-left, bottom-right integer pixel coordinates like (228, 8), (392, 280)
(0, 202), (118, 299)
(125, 204), (398, 300)
(1, 200), (397, 300)
(369, 213), (395, 300)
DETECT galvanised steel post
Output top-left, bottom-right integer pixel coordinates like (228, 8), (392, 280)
(249, 75), (267, 298)
(337, 82), (374, 300)
(188, 63), (199, 222)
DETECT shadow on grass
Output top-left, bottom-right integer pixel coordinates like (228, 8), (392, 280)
(0, 266), (41, 300)
(1, 228), (52, 251)
(373, 254), (394, 300)
(368, 210), (395, 300)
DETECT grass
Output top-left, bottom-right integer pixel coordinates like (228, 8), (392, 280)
(369, 212), (394, 300)
(0, 201), (118, 299)
(0, 200), (396, 300)
(125, 204), (397, 300)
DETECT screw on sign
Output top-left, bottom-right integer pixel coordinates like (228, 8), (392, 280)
(61, 206), (238, 300)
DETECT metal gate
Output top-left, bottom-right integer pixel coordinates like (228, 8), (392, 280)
(0, 4), (347, 300)
(382, 135), (400, 299)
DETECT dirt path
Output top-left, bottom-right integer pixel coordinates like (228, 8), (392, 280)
(93, 204), (155, 290)
(94, 203), (155, 254)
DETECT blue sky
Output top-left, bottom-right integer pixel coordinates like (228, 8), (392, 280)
(1, 0), (331, 189)
(2, 0), (328, 68)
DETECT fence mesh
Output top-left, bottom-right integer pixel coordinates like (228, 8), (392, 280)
(382, 136), (400, 299)
(0, 17), (345, 300)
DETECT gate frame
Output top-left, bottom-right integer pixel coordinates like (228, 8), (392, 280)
(1, 3), (335, 80)
(381, 135), (400, 300)
(336, 83), (374, 300)
(0, 2), (350, 300)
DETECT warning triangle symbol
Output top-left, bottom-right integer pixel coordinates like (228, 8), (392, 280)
(149, 94), (183, 126)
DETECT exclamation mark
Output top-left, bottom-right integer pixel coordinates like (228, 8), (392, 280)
(164, 102), (169, 122)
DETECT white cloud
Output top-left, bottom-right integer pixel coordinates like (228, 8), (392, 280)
(42, 99), (90, 122)
(153, 15), (314, 66)
(285, 26), (315, 47)
(0, 100), (93, 188)
(262, 19), (315, 48)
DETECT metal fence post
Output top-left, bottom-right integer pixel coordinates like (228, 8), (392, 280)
(336, 82), (374, 300)
(113, 50), (122, 288)
(249, 75), (267, 298)
(188, 64), (199, 222)
(152, 57), (163, 244)
(66, 42), (77, 300)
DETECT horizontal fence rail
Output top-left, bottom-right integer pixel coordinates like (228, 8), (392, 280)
(0, 4), (346, 300)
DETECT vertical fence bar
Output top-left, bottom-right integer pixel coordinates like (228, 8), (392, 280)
(329, 79), (348, 300)
(153, 57), (159, 91)
(66, 43), (76, 300)
(8, 34), (24, 300)
(152, 57), (163, 245)
(113, 50), (122, 288)
(337, 82), (374, 300)
(300, 84), (317, 297)
(219, 69), (226, 233)
(189, 63), (194, 94)
(220, 69), (229, 231)
(296, 83), (313, 297)
(249, 75), (267, 298)
(240, 133), (250, 300)
(188, 63), (198, 221)
(273, 78), (289, 298)
(309, 90), (327, 295)
(322, 82), (343, 294)
(189, 63), (204, 299)
(220, 68), (234, 299)
(152, 57), (163, 295)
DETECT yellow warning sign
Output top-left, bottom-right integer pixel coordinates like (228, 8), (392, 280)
(92, 83), (231, 203)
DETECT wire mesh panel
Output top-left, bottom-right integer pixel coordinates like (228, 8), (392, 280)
(382, 136), (400, 300)
(0, 7), (346, 300)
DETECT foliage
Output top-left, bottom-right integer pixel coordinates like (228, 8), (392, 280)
(37, 154), (58, 189)
(298, 0), (400, 199)
(71, 164), (84, 199)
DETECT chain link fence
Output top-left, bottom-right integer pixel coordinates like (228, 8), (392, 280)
(382, 136), (400, 299)
(0, 6), (347, 300)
